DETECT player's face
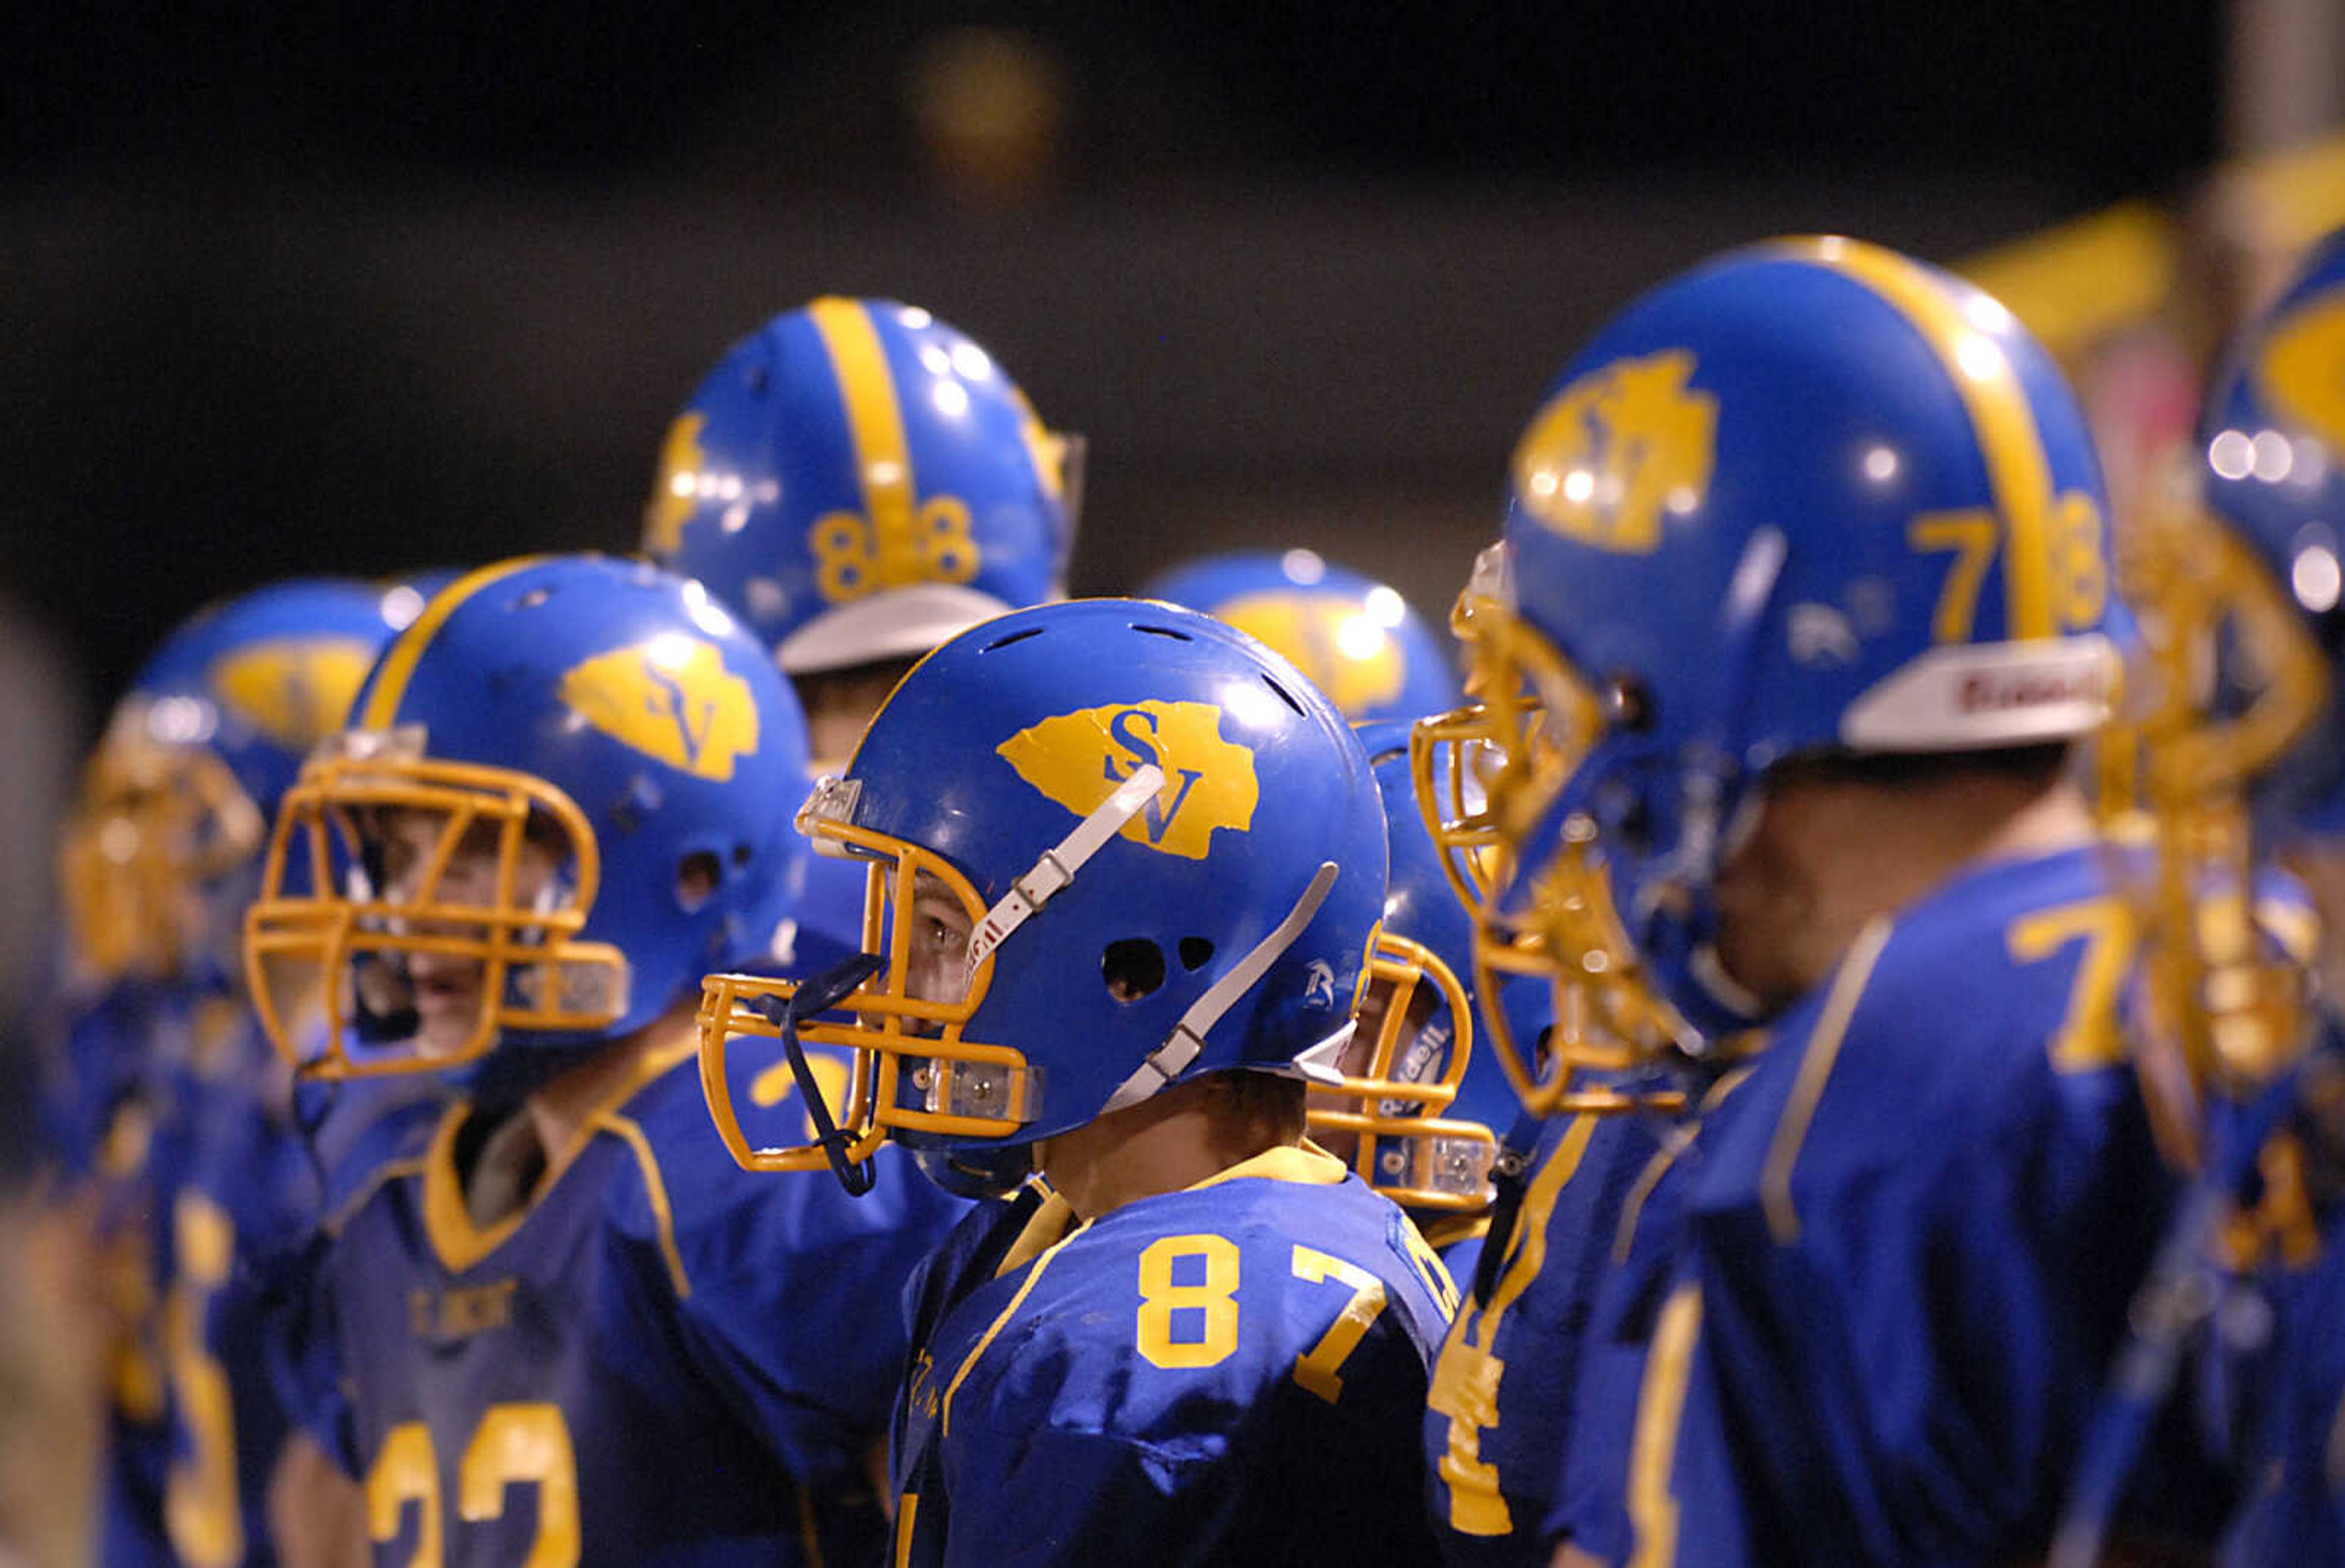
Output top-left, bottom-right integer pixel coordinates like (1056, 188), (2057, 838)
(900, 871), (976, 1009)
(1709, 774), (1851, 1013)
(1307, 971), (1439, 1163)
(376, 807), (565, 1057)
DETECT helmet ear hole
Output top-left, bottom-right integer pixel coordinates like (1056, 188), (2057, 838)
(1178, 936), (1215, 972)
(1102, 938), (1166, 1004)
(676, 849), (721, 912)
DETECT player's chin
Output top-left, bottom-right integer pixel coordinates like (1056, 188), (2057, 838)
(412, 994), (487, 1060)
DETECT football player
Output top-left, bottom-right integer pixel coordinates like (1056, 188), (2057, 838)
(1140, 550), (1463, 725)
(45, 577), (412, 1567)
(643, 297), (1077, 981)
(698, 598), (1455, 1566)
(1305, 719), (1521, 1278)
(1442, 236), (2222, 1564)
(2128, 227), (2345, 1564)
(249, 555), (965, 1566)
(1407, 606), (1695, 1568)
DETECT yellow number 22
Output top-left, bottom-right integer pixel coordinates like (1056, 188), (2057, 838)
(365, 1403), (580, 1568)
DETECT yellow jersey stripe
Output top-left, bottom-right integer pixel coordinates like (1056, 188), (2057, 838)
(805, 297), (917, 540)
(1781, 236), (2059, 639)
(893, 1496), (918, 1568)
(1759, 916), (1892, 1244)
(1483, 1112), (1598, 1327)
(595, 1111), (692, 1300)
(1626, 1283), (1703, 1568)
(942, 1224), (1086, 1439)
(1613, 1065), (1754, 1266)
(1424, 1112), (1599, 1537)
(359, 556), (548, 730)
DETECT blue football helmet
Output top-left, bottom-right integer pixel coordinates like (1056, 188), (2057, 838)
(2089, 226), (2345, 1094)
(58, 578), (412, 986)
(2189, 227), (2345, 842)
(243, 555), (812, 1086)
(1140, 550), (1463, 724)
(1304, 720), (1529, 1213)
(1417, 236), (2121, 1103)
(698, 598), (1389, 1194)
(644, 297), (1078, 675)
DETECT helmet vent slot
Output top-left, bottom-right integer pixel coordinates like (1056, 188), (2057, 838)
(1260, 674), (1306, 716)
(981, 626), (1047, 653)
(1102, 938), (1166, 1003)
(1131, 623), (1194, 641)
(1178, 936), (1215, 972)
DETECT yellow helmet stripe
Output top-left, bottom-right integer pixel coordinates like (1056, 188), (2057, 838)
(805, 297), (917, 539)
(359, 556), (550, 730)
(1778, 236), (2059, 640)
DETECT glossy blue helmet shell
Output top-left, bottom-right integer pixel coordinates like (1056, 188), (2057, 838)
(1140, 550), (1463, 724)
(816, 598), (1389, 1154)
(2199, 227), (2345, 837)
(125, 577), (416, 824)
(644, 298), (1075, 675)
(250, 556), (812, 1076)
(62, 576), (410, 984)
(1500, 236), (2118, 1035)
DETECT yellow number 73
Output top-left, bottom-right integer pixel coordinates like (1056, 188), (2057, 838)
(1909, 494), (2107, 644)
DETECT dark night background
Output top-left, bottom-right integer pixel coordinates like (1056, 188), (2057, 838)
(1, 1), (2229, 716)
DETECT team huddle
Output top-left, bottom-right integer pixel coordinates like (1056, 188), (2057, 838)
(31, 230), (2345, 1566)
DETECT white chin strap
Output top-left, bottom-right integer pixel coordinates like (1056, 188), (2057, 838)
(964, 765), (1166, 979)
(1100, 860), (1342, 1116)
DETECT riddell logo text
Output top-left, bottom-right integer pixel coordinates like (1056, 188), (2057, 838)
(1957, 667), (2107, 712)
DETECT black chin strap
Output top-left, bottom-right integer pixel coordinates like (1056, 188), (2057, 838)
(747, 953), (885, 1197)
(1471, 1129), (1536, 1308)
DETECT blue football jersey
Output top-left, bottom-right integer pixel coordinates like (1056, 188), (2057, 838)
(38, 977), (164, 1188)
(158, 1011), (413, 1568)
(2222, 1220), (2345, 1564)
(890, 1144), (1455, 1567)
(81, 978), (247, 1568)
(1616, 843), (2215, 1564)
(1422, 1103), (1669, 1568)
(282, 1036), (966, 1567)
(1544, 1066), (1756, 1564)
(1416, 1209), (1491, 1312)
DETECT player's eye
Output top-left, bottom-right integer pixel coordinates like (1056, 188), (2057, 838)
(379, 833), (419, 892)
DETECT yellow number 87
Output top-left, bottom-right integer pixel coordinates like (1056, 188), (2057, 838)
(1133, 1233), (1392, 1403)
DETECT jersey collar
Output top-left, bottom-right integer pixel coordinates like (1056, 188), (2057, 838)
(420, 1033), (697, 1273)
